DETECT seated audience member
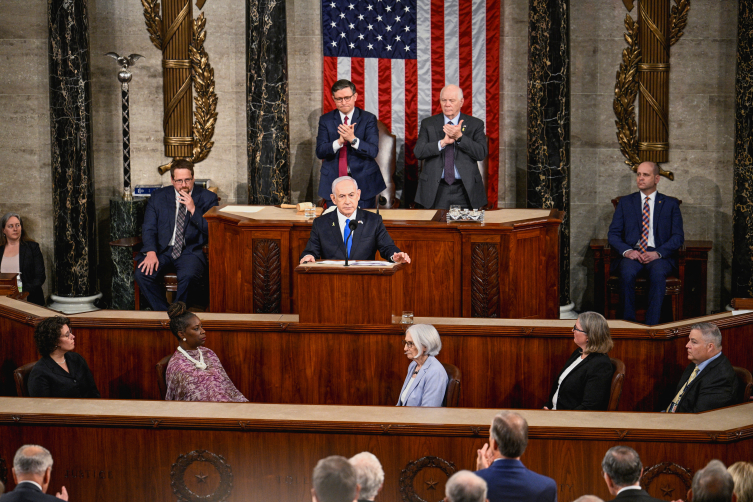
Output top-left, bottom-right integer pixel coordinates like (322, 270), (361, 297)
(1, 444), (68, 501)
(601, 446), (662, 502)
(165, 302), (248, 402)
(607, 161), (684, 325)
(689, 460), (736, 502)
(728, 462), (753, 502)
(0, 212), (46, 306)
(28, 316), (99, 398)
(312, 455), (360, 502)
(574, 497), (604, 502)
(545, 311), (614, 411)
(445, 470), (488, 502)
(665, 322), (737, 413)
(349, 452), (384, 502)
(475, 411), (557, 502)
(300, 176), (411, 264)
(397, 324), (448, 407)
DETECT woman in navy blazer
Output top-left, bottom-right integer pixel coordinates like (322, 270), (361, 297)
(397, 324), (449, 407)
(0, 212), (46, 306)
(545, 311), (615, 411)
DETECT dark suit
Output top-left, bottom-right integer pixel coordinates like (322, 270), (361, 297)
(28, 352), (100, 398)
(413, 113), (488, 209)
(611, 488), (665, 502)
(0, 482), (61, 502)
(475, 459), (557, 502)
(135, 185), (218, 310)
(607, 192), (684, 325)
(670, 353), (738, 413)
(545, 350), (614, 411)
(0, 241), (46, 306)
(316, 108), (386, 205)
(300, 209), (400, 261)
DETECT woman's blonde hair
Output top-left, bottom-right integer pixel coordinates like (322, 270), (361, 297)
(579, 311), (613, 354)
(729, 461), (753, 502)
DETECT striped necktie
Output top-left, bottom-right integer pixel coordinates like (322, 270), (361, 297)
(171, 203), (187, 259)
(638, 197), (650, 252)
(666, 366), (699, 413)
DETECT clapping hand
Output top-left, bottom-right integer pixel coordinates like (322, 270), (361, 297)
(443, 119), (464, 140)
(337, 122), (357, 145)
(476, 443), (494, 470)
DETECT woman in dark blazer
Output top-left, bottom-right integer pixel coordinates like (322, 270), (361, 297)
(545, 311), (614, 411)
(28, 316), (100, 398)
(0, 212), (46, 306)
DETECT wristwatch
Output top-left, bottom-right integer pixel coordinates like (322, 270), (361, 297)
(350, 138), (358, 147)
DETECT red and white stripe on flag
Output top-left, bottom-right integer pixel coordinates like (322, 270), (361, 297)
(322, 0), (500, 207)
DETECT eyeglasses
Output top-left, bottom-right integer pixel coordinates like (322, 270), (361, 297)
(173, 178), (193, 185)
(403, 340), (415, 349)
(60, 329), (73, 339)
(572, 325), (587, 334)
(333, 94), (355, 103)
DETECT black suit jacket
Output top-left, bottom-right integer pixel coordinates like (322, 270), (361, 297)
(671, 353), (738, 413)
(0, 241), (46, 306)
(300, 209), (400, 261)
(413, 112), (488, 209)
(546, 349), (614, 410)
(28, 352), (100, 398)
(611, 488), (664, 502)
(0, 482), (61, 502)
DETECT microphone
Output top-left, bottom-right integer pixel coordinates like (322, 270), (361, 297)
(344, 219), (358, 267)
(376, 195), (387, 216)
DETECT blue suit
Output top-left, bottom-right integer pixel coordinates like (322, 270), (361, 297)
(607, 192), (684, 325)
(475, 459), (558, 502)
(396, 355), (448, 407)
(316, 107), (386, 205)
(0, 481), (62, 502)
(135, 185), (218, 310)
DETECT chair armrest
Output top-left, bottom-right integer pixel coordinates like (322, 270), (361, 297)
(110, 236), (143, 248)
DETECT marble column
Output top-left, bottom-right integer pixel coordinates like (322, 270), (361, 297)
(733, 0), (753, 298)
(527, 0), (571, 311)
(48, 0), (99, 302)
(109, 199), (146, 310)
(246, 0), (290, 205)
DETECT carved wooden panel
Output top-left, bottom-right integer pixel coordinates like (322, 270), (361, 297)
(252, 239), (282, 314)
(171, 450), (233, 502)
(641, 462), (693, 501)
(471, 243), (500, 318)
(399, 456), (456, 502)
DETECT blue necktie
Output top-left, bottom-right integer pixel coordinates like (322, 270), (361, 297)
(344, 218), (352, 258)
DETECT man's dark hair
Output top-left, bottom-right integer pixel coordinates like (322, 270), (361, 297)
(692, 460), (735, 502)
(313, 455), (358, 502)
(602, 446), (642, 487)
(331, 79), (356, 96)
(170, 159), (195, 179)
(490, 411), (528, 458)
(33, 316), (71, 357)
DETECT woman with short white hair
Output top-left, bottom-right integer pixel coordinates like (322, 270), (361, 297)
(397, 324), (449, 407)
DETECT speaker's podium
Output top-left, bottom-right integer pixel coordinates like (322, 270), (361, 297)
(295, 261), (406, 324)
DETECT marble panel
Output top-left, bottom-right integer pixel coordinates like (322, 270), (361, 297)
(0, 40), (48, 95)
(595, 149), (639, 205)
(287, 36), (324, 95)
(204, 32), (245, 93)
(212, 89), (245, 147)
(570, 38), (598, 95)
(288, 91), (321, 148)
(289, 143), (318, 205)
(595, 37), (627, 96)
(570, 93), (614, 149)
(570, 148), (598, 202)
(501, 36), (527, 93)
(679, 0), (738, 40)
(0, 0), (48, 40)
(666, 94), (710, 152)
(502, 0), (529, 34)
(0, 148), (52, 204)
(707, 93), (736, 152)
(0, 94), (50, 147)
(496, 146), (506, 206)
(670, 38), (737, 97)
(658, 150), (730, 207)
(287, 0), (322, 38)
(570, 0), (627, 41)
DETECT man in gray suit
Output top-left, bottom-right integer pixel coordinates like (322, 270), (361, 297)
(413, 85), (488, 209)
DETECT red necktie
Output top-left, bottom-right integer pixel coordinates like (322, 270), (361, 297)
(338, 116), (349, 177)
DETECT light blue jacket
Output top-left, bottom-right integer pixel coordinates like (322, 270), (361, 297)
(396, 355), (448, 407)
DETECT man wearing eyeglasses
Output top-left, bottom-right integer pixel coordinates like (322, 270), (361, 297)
(316, 79), (385, 209)
(135, 159), (218, 310)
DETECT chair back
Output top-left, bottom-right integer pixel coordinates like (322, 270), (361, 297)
(442, 363), (461, 407)
(608, 357), (626, 411)
(733, 366), (753, 403)
(156, 354), (173, 400)
(13, 361), (37, 397)
(375, 120), (398, 208)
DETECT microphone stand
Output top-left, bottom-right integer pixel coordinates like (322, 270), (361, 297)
(343, 220), (358, 267)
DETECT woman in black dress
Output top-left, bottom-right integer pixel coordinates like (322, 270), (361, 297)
(0, 212), (46, 306)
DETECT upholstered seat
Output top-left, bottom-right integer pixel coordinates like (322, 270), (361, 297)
(442, 362), (461, 407)
(13, 361), (36, 397)
(608, 358), (626, 411)
(734, 366), (753, 403)
(156, 354), (173, 400)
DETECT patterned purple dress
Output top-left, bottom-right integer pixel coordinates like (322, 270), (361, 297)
(165, 347), (248, 402)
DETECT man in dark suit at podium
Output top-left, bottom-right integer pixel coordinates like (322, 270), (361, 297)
(135, 159), (218, 311)
(1, 445), (68, 501)
(300, 176), (410, 264)
(600, 446), (663, 502)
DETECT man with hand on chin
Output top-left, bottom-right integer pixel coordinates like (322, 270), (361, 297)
(300, 176), (410, 264)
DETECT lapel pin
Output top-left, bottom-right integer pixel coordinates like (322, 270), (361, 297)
(332, 222), (335, 226)
(358, 220), (363, 224)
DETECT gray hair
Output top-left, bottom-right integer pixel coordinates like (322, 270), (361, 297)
(331, 176), (358, 196)
(440, 84), (464, 100)
(693, 460), (735, 502)
(601, 446), (642, 487)
(349, 452), (384, 501)
(407, 324), (442, 357)
(312, 455), (358, 502)
(691, 322), (722, 348)
(13, 445), (53, 476)
(574, 496), (604, 502)
(490, 411), (528, 458)
(445, 470), (487, 502)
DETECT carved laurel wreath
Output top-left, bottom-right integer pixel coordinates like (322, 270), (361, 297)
(170, 449), (233, 502)
(141, 0), (218, 174)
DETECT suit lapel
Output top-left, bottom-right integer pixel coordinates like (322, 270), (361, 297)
(685, 355), (723, 392)
(18, 242), (27, 271)
(42, 356), (74, 380)
(652, 193), (665, 240)
(327, 211), (346, 256)
(166, 188), (177, 233)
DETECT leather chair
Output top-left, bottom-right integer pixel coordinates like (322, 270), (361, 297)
(375, 120), (399, 208)
(733, 366), (753, 403)
(442, 363), (461, 407)
(608, 358), (626, 411)
(13, 361), (36, 397)
(156, 354), (173, 400)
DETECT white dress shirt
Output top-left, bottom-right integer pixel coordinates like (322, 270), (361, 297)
(336, 208), (358, 241)
(170, 188), (193, 247)
(617, 485), (642, 495)
(552, 355), (584, 410)
(332, 110), (360, 153)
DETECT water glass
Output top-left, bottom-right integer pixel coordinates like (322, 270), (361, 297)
(401, 311), (414, 324)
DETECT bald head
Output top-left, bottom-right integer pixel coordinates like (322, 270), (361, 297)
(12, 445), (53, 493)
(440, 85), (464, 120)
(445, 470), (487, 502)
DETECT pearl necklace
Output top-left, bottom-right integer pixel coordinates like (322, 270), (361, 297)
(178, 346), (207, 370)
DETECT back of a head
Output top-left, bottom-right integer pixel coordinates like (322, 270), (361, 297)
(13, 444), (53, 480)
(574, 496), (605, 502)
(445, 470), (487, 502)
(693, 460), (735, 502)
(349, 452), (384, 501)
(490, 411), (528, 458)
(728, 462), (753, 502)
(313, 455), (358, 502)
(601, 446), (642, 487)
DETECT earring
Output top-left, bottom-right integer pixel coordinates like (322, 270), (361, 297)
(183, 338), (186, 341)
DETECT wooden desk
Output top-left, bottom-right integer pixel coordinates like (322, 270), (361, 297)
(205, 207), (563, 318)
(0, 398), (750, 502)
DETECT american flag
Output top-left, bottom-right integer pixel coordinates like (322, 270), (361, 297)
(322, 0), (500, 207)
